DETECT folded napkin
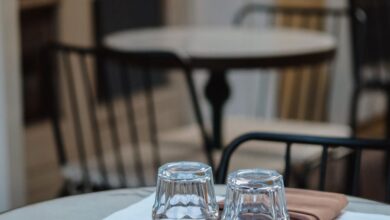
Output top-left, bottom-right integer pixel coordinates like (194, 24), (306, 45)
(286, 188), (348, 220)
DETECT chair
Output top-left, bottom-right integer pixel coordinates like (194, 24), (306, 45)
(44, 43), (213, 195)
(348, 0), (390, 137)
(217, 132), (390, 202)
(348, 0), (390, 192)
(162, 3), (351, 186)
(234, 2), (346, 31)
(162, 117), (351, 187)
(233, 2), (347, 121)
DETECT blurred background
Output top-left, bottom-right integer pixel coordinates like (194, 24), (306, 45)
(0, 0), (389, 212)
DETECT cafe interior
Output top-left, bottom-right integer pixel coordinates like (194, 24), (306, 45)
(1, 0), (390, 219)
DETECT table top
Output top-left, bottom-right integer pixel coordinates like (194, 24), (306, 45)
(1, 186), (390, 220)
(104, 26), (336, 69)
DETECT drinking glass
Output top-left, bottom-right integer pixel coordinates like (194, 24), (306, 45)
(152, 161), (219, 220)
(221, 169), (289, 220)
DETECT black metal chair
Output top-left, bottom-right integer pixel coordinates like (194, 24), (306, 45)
(217, 132), (390, 202)
(44, 43), (213, 195)
(348, 0), (390, 195)
(348, 0), (390, 137)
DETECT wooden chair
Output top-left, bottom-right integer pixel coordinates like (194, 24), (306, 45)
(233, 1), (347, 120)
(217, 132), (390, 202)
(45, 43), (212, 195)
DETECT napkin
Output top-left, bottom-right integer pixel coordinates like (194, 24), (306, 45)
(286, 188), (348, 220)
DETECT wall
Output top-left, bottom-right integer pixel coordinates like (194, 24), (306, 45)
(327, 0), (353, 123)
(164, 0), (192, 26)
(58, 0), (94, 46)
(0, 0), (25, 212)
(187, 0), (279, 124)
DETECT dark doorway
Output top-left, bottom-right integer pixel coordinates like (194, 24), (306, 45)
(20, 2), (58, 124)
(94, 0), (167, 100)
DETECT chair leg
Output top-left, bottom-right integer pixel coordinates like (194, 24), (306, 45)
(350, 88), (360, 138)
(57, 181), (72, 197)
(385, 92), (390, 201)
(58, 186), (70, 197)
(346, 88), (360, 194)
(183, 70), (215, 169)
(293, 166), (309, 189)
(386, 91), (390, 139)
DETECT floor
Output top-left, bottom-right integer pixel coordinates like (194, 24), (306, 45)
(25, 114), (388, 204)
(354, 116), (388, 201)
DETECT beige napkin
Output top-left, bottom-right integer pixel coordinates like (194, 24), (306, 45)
(286, 188), (348, 220)
(218, 188), (348, 220)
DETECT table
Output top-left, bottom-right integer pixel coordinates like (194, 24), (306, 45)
(1, 186), (389, 219)
(105, 27), (336, 149)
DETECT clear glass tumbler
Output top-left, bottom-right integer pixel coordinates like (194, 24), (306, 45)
(221, 169), (289, 220)
(152, 161), (219, 220)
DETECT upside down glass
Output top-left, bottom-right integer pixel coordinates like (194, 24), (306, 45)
(152, 161), (219, 220)
(221, 169), (289, 220)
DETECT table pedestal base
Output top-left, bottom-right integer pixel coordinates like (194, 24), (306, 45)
(205, 71), (230, 149)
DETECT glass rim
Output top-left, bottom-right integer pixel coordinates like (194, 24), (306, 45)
(227, 169), (283, 188)
(158, 161), (212, 181)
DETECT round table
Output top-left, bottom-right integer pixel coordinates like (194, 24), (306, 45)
(1, 186), (390, 219)
(105, 27), (336, 149)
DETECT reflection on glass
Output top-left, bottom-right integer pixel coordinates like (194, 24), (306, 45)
(222, 169), (288, 220)
(152, 161), (218, 220)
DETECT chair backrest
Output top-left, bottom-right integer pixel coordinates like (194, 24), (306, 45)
(233, 2), (346, 35)
(45, 43), (212, 193)
(233, 2), (347, 121)
(217, 132), (390, 202)
(349, 0), (390, 84)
